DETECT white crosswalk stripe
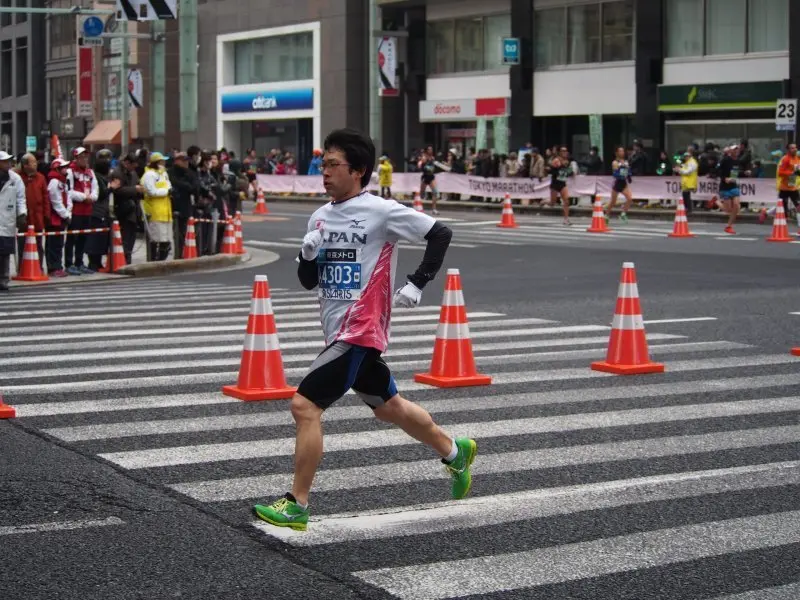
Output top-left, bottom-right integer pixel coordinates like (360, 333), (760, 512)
(440, 220), (749, 248)
(3, 278), (797, 599)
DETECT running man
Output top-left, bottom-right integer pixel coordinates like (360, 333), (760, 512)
(545, 146), (574, 226)
(605, 145), (633, 223)
(777, 143), (800, 229)
(716, 145), (741, 235)
(418, 146), (440, 215)
(253, 128), (477, 531)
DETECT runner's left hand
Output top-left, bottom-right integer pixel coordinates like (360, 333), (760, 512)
(393, 281), (422, 308)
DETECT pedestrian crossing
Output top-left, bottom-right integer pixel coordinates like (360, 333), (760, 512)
(3, 279), (799, 599)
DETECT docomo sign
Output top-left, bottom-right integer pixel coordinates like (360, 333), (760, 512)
(419, 98), (508, 122)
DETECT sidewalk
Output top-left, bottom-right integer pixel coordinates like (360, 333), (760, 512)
(7, 235), (279, 289)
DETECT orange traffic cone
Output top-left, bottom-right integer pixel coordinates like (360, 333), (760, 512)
(98, 220), (128, 273)
(253, 188), (269, 214)
(591, 262), (665, 375)
(414, 268), (492, 388)
(222, 275), (296, 401)
(220, 219), (237, 254)
(587, 197), (609, 233)
(413, 192), (424, 212)
(497, 194), (518, 228)
(767, 199), (793, 242)
(182, 217), (198, 259)
(12, 226), (47, 282)
(0, 395), (15, 419)
(234, 211), (245, 255)
(668, 198), (695, 238)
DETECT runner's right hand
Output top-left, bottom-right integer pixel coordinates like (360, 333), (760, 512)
(301, 227), (324, 261)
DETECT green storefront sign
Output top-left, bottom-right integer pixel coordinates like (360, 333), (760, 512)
(658, 81), (783, 111)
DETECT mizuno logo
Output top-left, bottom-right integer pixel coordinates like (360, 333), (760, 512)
(350, 219), (366, 229)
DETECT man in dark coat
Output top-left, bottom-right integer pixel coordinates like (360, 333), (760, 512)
(167, 152), (199, 259)
(110, 152), (143, 265)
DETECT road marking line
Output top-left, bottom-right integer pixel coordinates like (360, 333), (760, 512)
(178, 426), (800, 502)
(251, 461), (800, 547)
(0, 516), (125, 536)
(643, 317), (718, 324)
(10, 340), (738, 384)
(29, 342), (765, 421)
(351, 509), (800, 599)
(99, 396), (799, 469)
(6, 352), (789, 397)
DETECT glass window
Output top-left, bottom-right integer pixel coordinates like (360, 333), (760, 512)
(454, 18), (483, 72)
(748, 0), (788, 53)
(233, 32), (313, 85)
(427, 20), (455, 74)
(602, 0), (634, 61)
(568, 4), (601, 64)
(705, 0), (746, 55)
(665, 0), (704, 57)
(49, 76), (75, 122)
(535, 8), (566, 68)
(0, 0), (10, 28)
(483, 13), (511, 70)
(16, 39), (27, 97)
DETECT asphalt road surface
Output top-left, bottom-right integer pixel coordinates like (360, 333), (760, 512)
(1, 200), (799, 600)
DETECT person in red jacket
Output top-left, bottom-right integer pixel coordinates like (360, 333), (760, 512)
(65, 146), (99, 274)
(16, 153), (50, 270)
(46, 158), (72, 277)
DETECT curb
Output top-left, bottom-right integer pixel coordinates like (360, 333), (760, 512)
(258, 195), (764, 224)
(116, 253), (252, 277)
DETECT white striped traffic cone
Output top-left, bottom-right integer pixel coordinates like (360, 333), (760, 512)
(414, 269), (492, 388)
(222, 275), (296, 401)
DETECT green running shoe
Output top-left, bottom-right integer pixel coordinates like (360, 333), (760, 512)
(619, 212), (629, 223)
(253, 494), (309, 531)
(444, 437), (477, 499)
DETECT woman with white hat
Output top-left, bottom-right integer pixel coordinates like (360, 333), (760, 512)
(0, 150), (27, 290)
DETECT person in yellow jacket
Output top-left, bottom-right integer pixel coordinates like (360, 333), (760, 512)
(675, 148), (698, 214)
(141, 151), (173, 261)
(378, 154), (393, 199)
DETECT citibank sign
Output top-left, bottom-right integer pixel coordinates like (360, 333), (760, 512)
(221, 88), (314, 114)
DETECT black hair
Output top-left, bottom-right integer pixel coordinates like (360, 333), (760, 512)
(94, 159), (111, 176)
(323, 128), (375, 188)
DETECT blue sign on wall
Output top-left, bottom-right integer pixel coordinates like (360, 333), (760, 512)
(82, 16), (104, 38)
(220, 88), (314, 114)
(501, 37), (520, 66)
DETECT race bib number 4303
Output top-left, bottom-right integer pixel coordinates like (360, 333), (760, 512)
(318, 248), (362, 301)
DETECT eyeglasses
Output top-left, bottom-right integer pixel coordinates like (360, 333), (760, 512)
(321, 161), (351, 171)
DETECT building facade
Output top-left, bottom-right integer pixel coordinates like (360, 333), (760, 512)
(43, 0), (182, 157)
(0, 0), (46, 155)
(377, 0), (798, 171)
(197, 0), (369, 173)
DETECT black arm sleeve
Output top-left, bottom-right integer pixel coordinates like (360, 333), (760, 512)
(297, 252), (319, 290)
(406, 221), (452, 290)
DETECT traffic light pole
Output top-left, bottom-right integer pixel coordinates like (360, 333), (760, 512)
(178, 0), (197, 146)
(120, 21), (129, 154)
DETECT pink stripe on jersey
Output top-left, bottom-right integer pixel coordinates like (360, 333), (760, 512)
(334, 241), (395, 351)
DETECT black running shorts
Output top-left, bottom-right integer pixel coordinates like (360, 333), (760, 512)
(296, 342), (399, 410)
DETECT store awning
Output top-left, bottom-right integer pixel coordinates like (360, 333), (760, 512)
(83, 120), (124, 145)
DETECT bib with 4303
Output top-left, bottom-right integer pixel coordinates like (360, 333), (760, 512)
(317, 248), (362, 300)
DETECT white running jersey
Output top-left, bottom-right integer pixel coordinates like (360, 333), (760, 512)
(308, 192), (436, 352)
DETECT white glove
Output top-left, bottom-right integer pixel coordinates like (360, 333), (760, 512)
(393, 281), (422, 308)
(301, 228), (324, 261)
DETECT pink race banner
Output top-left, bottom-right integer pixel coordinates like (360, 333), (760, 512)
(257, 173), (783, 207)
